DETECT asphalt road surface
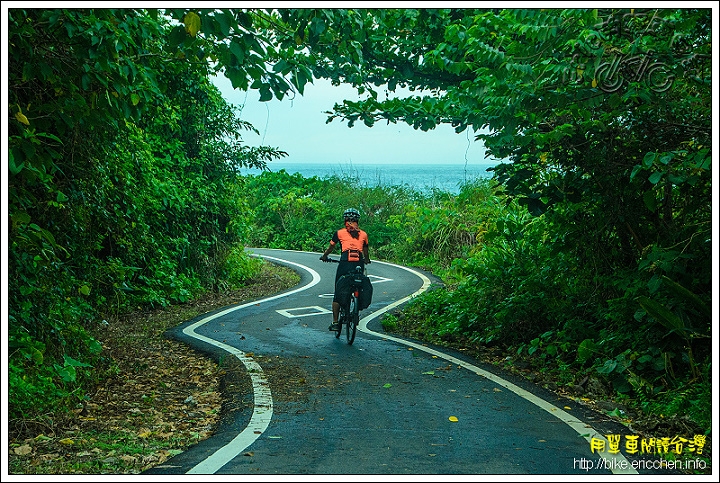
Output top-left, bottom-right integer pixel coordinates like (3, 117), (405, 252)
(144, 248), (672, 476)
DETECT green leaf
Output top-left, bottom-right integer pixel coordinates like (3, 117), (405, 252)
(168, 25), (186, 48)
(525, 197), (546, 216)
(226, 67), (248, 90)
(596, 359), (617, 375)
(658, 153), (673, 165)
(577, 339), (597, 363)
(216, 11), (233, 37)
(310, 17), (326, 37)
(30, 347), (44, 365)
(667, 173), (687, 185)
(9, 149), (25, 175)
(660, 275), (711, 318)
(88, 338), (103, 354)
(611, 374), (632, 393)
(78, 285), (91, 296)
(693, 149), (710, 169)
(648, 171), (663, 185)
(273, 59), (289, 73)
(229, 40), (245, 64)
(55, 364), (77, 383)
(652, 357), (666, 372)
(642, 152), (656, 168)
(63, 355), (93, 368)
(636, 295), (688, 338)
(237, 11), (253, 29)
(11, 211), (31, 225)
(259, 86), (273, 102)
(606, 407), (623, 418)
(647, 275), (662, 294)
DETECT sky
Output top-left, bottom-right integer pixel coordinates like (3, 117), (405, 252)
(213, 74), (497, 167)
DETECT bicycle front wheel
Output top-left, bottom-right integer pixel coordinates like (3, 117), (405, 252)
(346, 295), (358, 345)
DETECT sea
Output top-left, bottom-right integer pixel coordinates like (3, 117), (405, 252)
(240, 162), (498, 195)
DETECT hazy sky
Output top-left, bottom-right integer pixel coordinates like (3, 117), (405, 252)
(214, 74), (496, 166)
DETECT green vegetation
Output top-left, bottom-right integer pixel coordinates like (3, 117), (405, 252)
(241, 171), (712, 437)
(7, 9), (287, 424)
(7, 262), (301, 475)
(8, 7), (712, 467)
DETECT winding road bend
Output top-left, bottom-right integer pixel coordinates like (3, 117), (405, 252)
(144, 248), (662, 476)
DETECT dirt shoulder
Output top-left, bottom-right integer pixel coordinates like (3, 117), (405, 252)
(7, 262), (300, 475)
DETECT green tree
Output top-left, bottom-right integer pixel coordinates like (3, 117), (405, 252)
(255, 8), (711, 406)
(6, 8), (294, 419)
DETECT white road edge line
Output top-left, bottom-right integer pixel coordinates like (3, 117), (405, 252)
(359, 259), (638, 475)
(183, 255), (321, 474)
(185, 250), (636, 475)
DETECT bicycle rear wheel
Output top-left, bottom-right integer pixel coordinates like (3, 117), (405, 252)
(346, 295), (358, 345)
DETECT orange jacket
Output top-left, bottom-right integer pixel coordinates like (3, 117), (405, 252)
(330, 222), (368, 262)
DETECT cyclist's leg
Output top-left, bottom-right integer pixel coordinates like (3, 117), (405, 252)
(328, 300), (340, 330)
(330, 262), (353, 330)
(329, 263), (346, 331)
(328, 263), (341, 331)
(332, 302), (340, 324)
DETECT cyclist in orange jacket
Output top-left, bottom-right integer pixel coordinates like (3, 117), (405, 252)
(320, 208), (371, 331)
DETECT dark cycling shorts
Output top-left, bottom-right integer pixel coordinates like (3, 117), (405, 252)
(333, 260), (364, 303)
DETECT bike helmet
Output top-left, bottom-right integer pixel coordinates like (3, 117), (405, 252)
(343, 208), (360, 222)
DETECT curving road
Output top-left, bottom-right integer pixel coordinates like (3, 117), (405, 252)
(143, 248), (661, 476)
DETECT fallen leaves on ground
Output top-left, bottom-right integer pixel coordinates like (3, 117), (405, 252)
(8, 264), (300, 475)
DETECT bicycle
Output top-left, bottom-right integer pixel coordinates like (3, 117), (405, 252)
(324, 258), (366, 345)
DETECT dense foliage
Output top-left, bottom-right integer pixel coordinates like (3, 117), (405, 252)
(7, 7), (712, 440)
(7, 9), (289, 419)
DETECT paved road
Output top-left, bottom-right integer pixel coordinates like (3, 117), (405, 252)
(144, 248), (654, 476)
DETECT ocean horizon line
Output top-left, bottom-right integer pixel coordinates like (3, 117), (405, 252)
(256, 160), (499, 166)
(239, 161), (496, 194)
(244, 161), (500, 172)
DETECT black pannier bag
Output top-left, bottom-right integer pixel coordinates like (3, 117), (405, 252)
(358, 273), (373, 309)
(335, 271), (373, 310)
